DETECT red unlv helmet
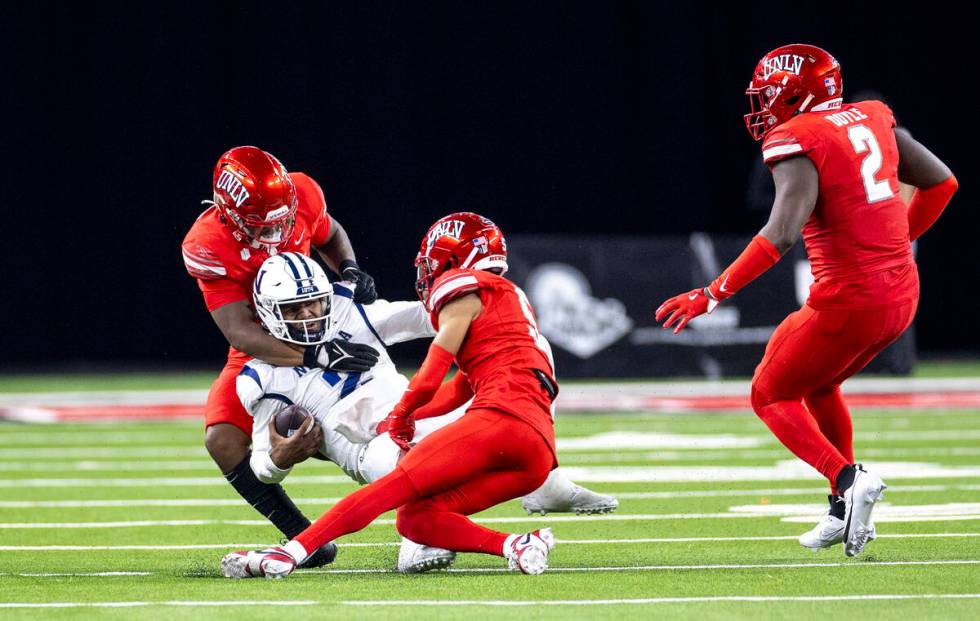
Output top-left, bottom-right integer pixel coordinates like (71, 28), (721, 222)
(415, 212), (508, 308)
(744, 44), (843, 141)
(212, 146), (298, 251)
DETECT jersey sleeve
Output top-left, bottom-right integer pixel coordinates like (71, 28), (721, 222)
(236, 364), (293, 484)
(196, 277), (249, 312)
(182, 240), (248, 311)
(362, 299), (436, 345)
(182, 242), (227, 280)
(860, 99), (897, 128)
(429, 271), (482, 314)
(293, 173), (332, 246)
(761, 126), (814, 165)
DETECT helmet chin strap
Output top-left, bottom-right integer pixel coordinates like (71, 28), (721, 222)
(797, 93), (814, 113)
(460, 245), (482, 269)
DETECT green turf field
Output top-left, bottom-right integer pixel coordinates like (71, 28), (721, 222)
(2, 402), (980, 619)
(1, 359), (977, 392)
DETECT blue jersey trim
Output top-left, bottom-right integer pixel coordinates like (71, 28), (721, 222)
(355, 303), (386, 346)
(332, 283), (354, 299)
(259, 393), (294, 406)
(340, 372), (361, 399)
(238, 366), (263, 392)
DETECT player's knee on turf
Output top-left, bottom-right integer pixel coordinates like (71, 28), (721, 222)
(395, 500), (437, 543)
(205, 424), (251, 472)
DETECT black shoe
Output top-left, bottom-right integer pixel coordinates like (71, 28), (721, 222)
(297, 542), (339, 569)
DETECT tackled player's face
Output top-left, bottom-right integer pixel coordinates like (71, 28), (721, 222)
(281, 298), (327, 342)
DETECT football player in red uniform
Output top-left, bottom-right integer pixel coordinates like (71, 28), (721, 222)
(656, 45), (957, 557)
(182, 146), (381, 567)
(221, 212), (562, 578)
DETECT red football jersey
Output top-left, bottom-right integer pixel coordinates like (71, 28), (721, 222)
(429, 268), (557, 454)
(761, 100), (917, 310)
(181, 172), (331, 362)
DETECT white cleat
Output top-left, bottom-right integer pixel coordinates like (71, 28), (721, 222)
(221, 547), (297, 579)
(522, 470), (619, 515)
(799, 514), (877, 552)
(506, 528), (555, 575)
(396, 537), (456, 573)
(842, 465), (886, 557)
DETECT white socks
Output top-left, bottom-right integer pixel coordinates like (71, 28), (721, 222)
(282, 540), (309, 564)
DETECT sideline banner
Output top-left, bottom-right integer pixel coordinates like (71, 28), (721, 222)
(506, 234), (915, 378)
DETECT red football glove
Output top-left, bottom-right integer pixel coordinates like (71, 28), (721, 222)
(655, 288), (718, 334)
(382, 405), (416, 452)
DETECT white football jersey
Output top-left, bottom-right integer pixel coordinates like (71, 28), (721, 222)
(237, 282), (435, 484)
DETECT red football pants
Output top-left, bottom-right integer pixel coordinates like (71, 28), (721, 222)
(751, 301), (917, 490)
(204, 357), (253, 435)
(295, 408), (554, 557)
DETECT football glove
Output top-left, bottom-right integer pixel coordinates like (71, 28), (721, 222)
(382, 406), (415, 452)
(305, 339), (380, 372)
(340, 260), (378, 304)
(655, 288), (718, 334)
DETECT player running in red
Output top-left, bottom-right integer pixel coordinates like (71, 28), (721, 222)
(656, 44), (957, 557)
(182, 146), (381, 567)
(221, 212), (561, 578)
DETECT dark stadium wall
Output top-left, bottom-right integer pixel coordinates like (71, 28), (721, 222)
(1, 2), (975, 369)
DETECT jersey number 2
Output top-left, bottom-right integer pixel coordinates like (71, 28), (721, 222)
(514, 286), (556, 373)
(847, 125), (894, 203)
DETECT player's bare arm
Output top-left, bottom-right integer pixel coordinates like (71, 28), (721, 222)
(314, 215), (356, 271)
(895, 128), (952, 188)
(315, 215), (378, 303)
(382, 293), (482, 450)
(656, 159), (813, 332)
(432, 293), (482, 355)
(210, 300), (308, 366)
(759, 156), (820, 254)
(894, 128), (958, 241)
(215, 285), (379, 371)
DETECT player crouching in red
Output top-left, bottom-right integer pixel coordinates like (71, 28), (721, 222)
(656, 44), (957, 558)
(222, 212), (561, 578)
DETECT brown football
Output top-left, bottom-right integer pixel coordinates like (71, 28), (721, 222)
(274, 404), (312, 437)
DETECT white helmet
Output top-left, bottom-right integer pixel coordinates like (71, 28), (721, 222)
(253, 252), (333, 346)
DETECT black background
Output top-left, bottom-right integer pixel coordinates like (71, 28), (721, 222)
(2, 2), (975, 372)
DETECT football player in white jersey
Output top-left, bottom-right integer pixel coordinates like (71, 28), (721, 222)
(236, 252), (617, 573)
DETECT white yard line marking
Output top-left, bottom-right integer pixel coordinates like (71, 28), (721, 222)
(5, 485), (978, 509)
(560, 446), (980, 463)
(3, 532), (979, 551)
(557, 432), (765, 450)
(0, 601), (316, 609)
(732, 502), (980, 523)
(309, 560), (980, 575)
(0, 475), (353, 488)
(0, 572), (151, 577)
(5, 460), (980, 488)
(0, 514), (765, 528)
(343, 594), (980, 606)
(558, 461), (980, 483)
(8, 560), (977, 579)
(0, 543), (396, 551)
(0, 461), (219, 472)
(0, 433), (202, 445)
(613, 484), (980, 500)
(0, 448), (207, 459)
(0, 498), (345, 508)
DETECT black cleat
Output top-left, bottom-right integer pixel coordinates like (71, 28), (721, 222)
(297, 542), (339, 568)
